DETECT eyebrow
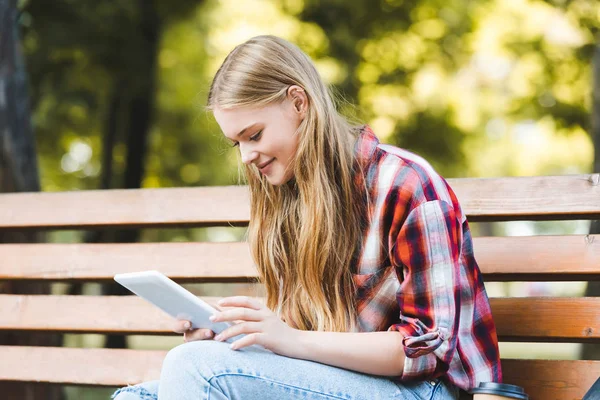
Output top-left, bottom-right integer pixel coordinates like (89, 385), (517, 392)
(236, 123), (259, 138)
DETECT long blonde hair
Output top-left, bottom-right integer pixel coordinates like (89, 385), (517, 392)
(207, 35), (366, 332)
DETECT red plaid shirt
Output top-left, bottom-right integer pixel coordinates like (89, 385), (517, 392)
(352, 126), (502, 390)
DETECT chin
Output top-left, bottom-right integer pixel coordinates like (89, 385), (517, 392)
(266, 175), (285, 186)
(266, 172), (294, 186)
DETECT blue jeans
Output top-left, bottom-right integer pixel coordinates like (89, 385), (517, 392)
(112, 341), (459, 400)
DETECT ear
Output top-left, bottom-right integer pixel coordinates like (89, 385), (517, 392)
(287, 85), (308, 117)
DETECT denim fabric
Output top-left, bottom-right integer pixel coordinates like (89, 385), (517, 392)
(112, 341), (459, 400)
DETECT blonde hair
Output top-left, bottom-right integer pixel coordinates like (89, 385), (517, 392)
(207, 35), (366, 332)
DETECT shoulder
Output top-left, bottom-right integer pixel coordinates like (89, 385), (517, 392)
(366, 140), (463, 219)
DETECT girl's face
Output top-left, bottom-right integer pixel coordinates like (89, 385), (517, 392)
(214, 89), (306, 186)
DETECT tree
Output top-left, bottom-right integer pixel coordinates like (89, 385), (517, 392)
(298, 0), (481, 176)
(22, 0), (205, 349)
(0, 0), (63, 399)
(101, 0), (162, 350)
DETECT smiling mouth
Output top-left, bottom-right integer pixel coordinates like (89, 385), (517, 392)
(258, 158), (275, 170)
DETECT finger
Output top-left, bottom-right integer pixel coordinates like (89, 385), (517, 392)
(205, 301), (224, 312)
(183, 328), (214, 342)
(214, 321), (261, 343)
(173, 320), (192, 333)
(217, 296), (264, 310)
(211, 308), (264, 323)
(230, 333), (262, 351)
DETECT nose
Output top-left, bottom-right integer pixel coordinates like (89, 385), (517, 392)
(239, 144), (259, 165)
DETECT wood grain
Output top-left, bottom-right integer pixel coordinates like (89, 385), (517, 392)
(0, 186), (251, 230)
(0, 175), (598, 230)
(2, 235), (599, 282)
(491, 297), (600, 342)
(1, 346), (598, 400)
(0, 346), (165, 386)
(474, 235), (600, 281)
(1, 295), (598, 343)
(502, 359), (600, 400)
(449, 174), (600, 221)
(0, 242), (257, 282)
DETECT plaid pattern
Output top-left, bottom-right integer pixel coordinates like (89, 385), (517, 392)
(352, 126), (502, 391)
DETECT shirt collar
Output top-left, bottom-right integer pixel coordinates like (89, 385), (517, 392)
(354, 125), (379, 167)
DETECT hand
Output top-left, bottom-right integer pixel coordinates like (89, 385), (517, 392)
(210, 296), (300, 354)
(172, 300), (223, 342)
(172, 319), (215, 343)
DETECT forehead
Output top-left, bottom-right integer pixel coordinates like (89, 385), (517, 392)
(213, 103), (281, 139)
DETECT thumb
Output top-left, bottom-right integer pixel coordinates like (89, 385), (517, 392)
(173, 319), (192, 333)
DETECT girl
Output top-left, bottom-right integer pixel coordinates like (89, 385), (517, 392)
(113, 35), (501, 400)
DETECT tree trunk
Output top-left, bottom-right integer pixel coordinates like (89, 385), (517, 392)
(0, 0), (63, 399)
(69, 79), (124, 298)
(104, 0), (161, 349)
(581, 45), (600, 361)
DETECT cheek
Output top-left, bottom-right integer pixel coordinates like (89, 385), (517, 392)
(284, 135), (300, 159)
(271, 138), (297, 161)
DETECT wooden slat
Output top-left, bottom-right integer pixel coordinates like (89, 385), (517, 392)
(0, 295), (223, 334)
(1, 295), (598, 343)
(491, 297), (600, 342)
(0, 242), (257, 282)
(450, 174), (600, 221)
(0, 186), (250, 230)
(475, 235), (600, 281)
(0, 346), (166, 386)
(1, 346), (599, 400)
(502, 359), (600, 400)
(0, 175), (598, 230)
(2, 235), (599, 282)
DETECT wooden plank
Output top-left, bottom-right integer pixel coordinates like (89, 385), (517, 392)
(491, 298), (600, 343)
(1, 295), (598, 343)
(1, 346), (599, 400)
(0, 295), (223, 334)
(0, 186), (250, 230)
(450, 174), (600, 222)
(0, 242), (257, 282)
(475, 235), (600, 281)
(1, 235), (599, 282)
(502, 359), (600, 400)
(0, 346), (166, 386)
(0, 175), (598, 230)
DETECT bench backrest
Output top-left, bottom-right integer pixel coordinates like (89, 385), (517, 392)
(1, 175), (599, 399)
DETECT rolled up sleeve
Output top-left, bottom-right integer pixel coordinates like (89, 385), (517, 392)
(388, 199), (462, 381)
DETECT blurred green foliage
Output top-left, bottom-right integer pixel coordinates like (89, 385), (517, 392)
(19, 0), (599, 194)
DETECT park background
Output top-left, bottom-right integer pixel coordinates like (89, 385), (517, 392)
(1, 0), (599, 399)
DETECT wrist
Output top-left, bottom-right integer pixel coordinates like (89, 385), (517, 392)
(285, 328), (310, 359)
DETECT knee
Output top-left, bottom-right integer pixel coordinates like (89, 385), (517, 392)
(160, 341), (245, 399)
(112, 392), (147, 400)
(161, 340), (231, 378)
(111, 381), (159, 400)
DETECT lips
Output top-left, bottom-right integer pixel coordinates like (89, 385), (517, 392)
(258, 158), (275, 170)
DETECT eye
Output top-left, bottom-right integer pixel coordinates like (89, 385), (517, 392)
(230, 141), (239, 148)
(249, 129), (263, 141)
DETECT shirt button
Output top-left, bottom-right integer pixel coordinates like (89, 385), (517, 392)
(429, 380), (437, 386)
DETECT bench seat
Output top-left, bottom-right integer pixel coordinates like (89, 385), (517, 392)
(1, 175), (599, 399)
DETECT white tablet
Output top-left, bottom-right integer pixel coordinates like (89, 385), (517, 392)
(114, 270), (237, 342)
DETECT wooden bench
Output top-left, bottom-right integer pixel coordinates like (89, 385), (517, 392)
(1, 175), (599, 399)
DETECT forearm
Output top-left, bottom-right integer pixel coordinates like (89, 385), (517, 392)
(285, 330), (405, 377)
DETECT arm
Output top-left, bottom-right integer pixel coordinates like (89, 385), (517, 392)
(208, 297), (405, 377)
(284, 200), (462, 379)
(208, 203), (462, 380)
(389, 199), (462, 380)
(206, 200), (462, 379)
(289, 330), (405, 376)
